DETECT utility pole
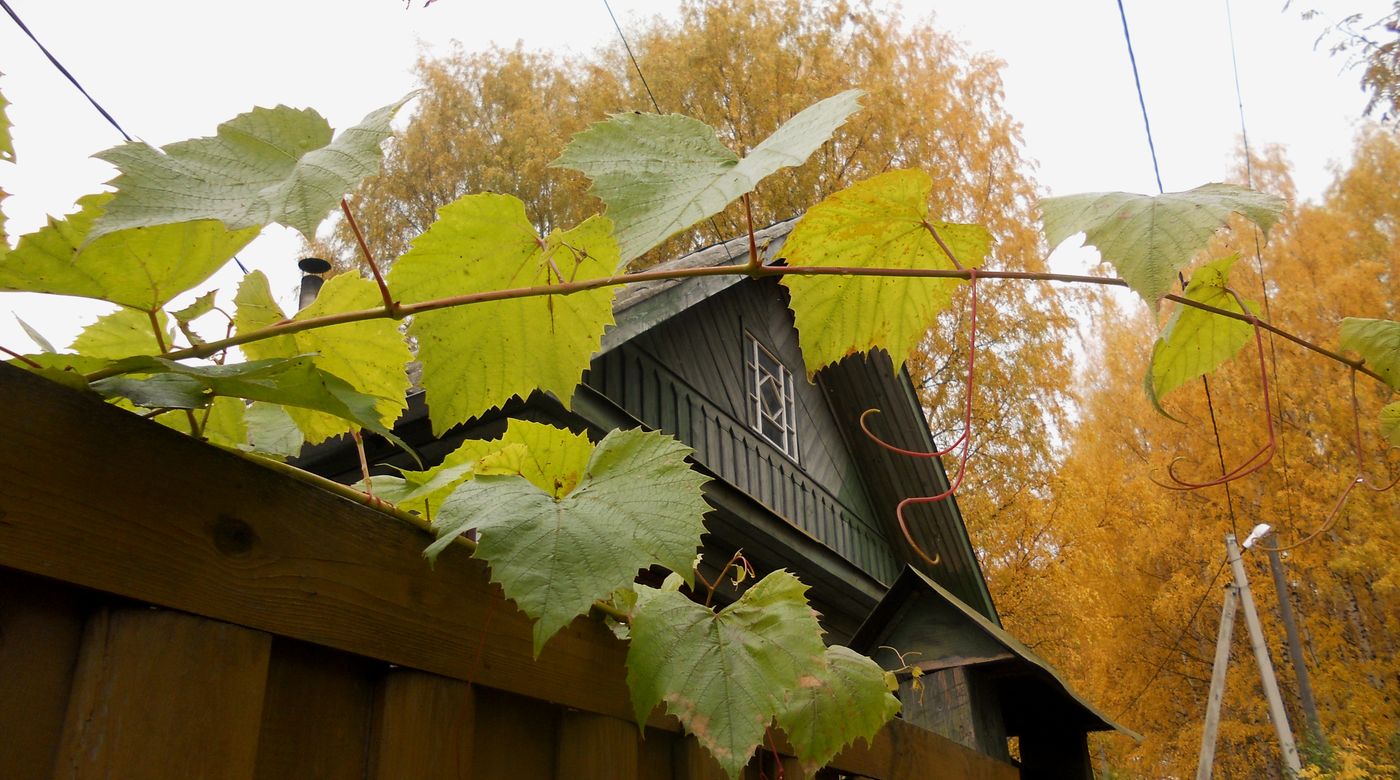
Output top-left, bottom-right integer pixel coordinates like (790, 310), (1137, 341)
(1227, 533), (1303, 776)
(1196, 585), (1240, 780)
(1264, 537), (1326, 754)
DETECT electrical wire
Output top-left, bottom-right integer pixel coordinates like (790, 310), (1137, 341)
(598, 0), (736, 262)
(1114, 0), (1165, 194)
(1, 0), (252, 275)
(0, 0), (132, 143)
(1116, 557), (1230, 718)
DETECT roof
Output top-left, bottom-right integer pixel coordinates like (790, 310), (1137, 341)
(850, 566), (1140, 741)
(602, 221), (999, 620)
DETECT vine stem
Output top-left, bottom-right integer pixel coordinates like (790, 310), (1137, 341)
(80, 262), (1388, 386)
(340, 197), (397, 313)
(1, 344), (42, 368)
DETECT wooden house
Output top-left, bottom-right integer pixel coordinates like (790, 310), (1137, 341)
(298, 220), (1134, 775)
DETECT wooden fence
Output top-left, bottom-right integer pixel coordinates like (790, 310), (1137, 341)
(0, 363), (1017, 779)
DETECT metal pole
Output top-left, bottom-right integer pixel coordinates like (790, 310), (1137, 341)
(1196, 585), (1240, 780)
(1227, 533), (1302, 775)
(1265, 540), (1327, 754)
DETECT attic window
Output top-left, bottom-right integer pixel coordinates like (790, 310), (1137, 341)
(745, 333), (798, 460)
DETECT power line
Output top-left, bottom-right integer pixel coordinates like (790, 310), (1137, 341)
(602, 0), (661, 114)
(0, 0), (132, 143)
(598, 0), (737, 262)
(1114, 0), (1164, 194)
(1117, 557), (1230, 718)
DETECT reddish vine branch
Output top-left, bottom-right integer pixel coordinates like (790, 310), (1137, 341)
(79, 262), (1388, 386)
(340, 197), (397, 313)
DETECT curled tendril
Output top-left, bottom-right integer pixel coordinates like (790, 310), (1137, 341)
(1150, 291), (1275, 491)
(860, 270), (981, 567)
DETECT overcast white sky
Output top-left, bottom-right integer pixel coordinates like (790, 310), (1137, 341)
(0, 0), (1389, 353)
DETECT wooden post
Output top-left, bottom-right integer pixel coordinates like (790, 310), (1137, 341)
(1196, 585), (1240, 780)
(1226, 534), (1302, 775)
(556, 711), (640, 780)
(1265, 541), (1327, 754)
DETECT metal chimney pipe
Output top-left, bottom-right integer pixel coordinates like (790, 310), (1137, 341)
(297, 257), (333, 310)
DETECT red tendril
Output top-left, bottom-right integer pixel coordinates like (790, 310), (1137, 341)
(859, 271), (981, 567)
(1151, 294), (1275, 491)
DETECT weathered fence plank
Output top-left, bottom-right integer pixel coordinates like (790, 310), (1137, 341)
(53, 607), (271, 779)
(472, 687), (559, 778)
(0, 571), (86, 780)
(369, 669), (476, 778)
(254, 638), (376, 779)
(556, 710), (641, 779)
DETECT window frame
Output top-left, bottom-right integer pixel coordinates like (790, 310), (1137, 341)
(743, 331), (799, 462)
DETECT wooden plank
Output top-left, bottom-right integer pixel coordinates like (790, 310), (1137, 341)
(472, 687), (558, 779)
(254, 638), (376, 779)
(0, 569), (87, 780)
(830, 718), (1019, 780)
(0, 362), (636, 724)
(639, 729), (676, 780)
(54, 607), (271, 779)
(369, 669), (475, 779)
(555, 711), (640, 780)
(673, 735), (727, 780)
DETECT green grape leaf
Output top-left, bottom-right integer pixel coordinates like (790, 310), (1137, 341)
(234, 270), (411, 445)
(89, 354), (411, 453)
(1145, 255), (1256, 415)
(776, 645), (901, 773)
(14, 316), (56, 353)
(388, 195), (619, 435)
(362, 419), (589, 516)
(70, 307), (173, 359)
(7, 351), (110, 391)
(1339, 318), (1400, 391)
(157, 396), (248, 449)
(1040, 183), (1285, 304)
(172, 290), (218, 325)
(0, 194), (258, 310)
(1380, 403), (1400, 446)
(554, 90), (864, 265)
(627, 570), (827, 779)
(780, 169), (991, 375)
(426, 426), (709, 656)
(243, 402), (305, 460)
(92, 94), (415, 240)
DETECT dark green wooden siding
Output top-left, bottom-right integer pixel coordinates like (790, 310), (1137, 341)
(588, 279), (900, 584)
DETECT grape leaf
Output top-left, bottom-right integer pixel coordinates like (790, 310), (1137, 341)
(243, 402), (305, 460)
(363, 419), (590, 516)
(234, 270), (411, 445)
(1145, 255), (1256, 416)
(172, 290), (218, 325)
(627, 570), (827, 779)
(780, 169), (991, 375)
(89, 354), (411, 453)
(1339, 317), (1400, 391)
(0, 194), (258, 310)
(387, 195), (619, 435)
(0, 78), (12, 163)
(554, 90), (864, 265)
(776, 645), (901, 774)
(426, 426), (709, 656)
(1380, 403), (1400, 447)
(92, 94), (415, 240)
(1040, 183), (1284, 304)
(70, 307), (173, 359)
(158, 396), (248, 449)
(15, 316), (56, 353)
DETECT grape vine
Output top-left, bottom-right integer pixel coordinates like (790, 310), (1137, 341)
(1, 83), (1396, 776)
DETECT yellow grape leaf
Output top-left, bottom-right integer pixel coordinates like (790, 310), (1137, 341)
(780, 169), (991, 376)
(234, 270), (411, 445)
(387, 194), (619, 435)
(1145, 255), (1256, 416)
